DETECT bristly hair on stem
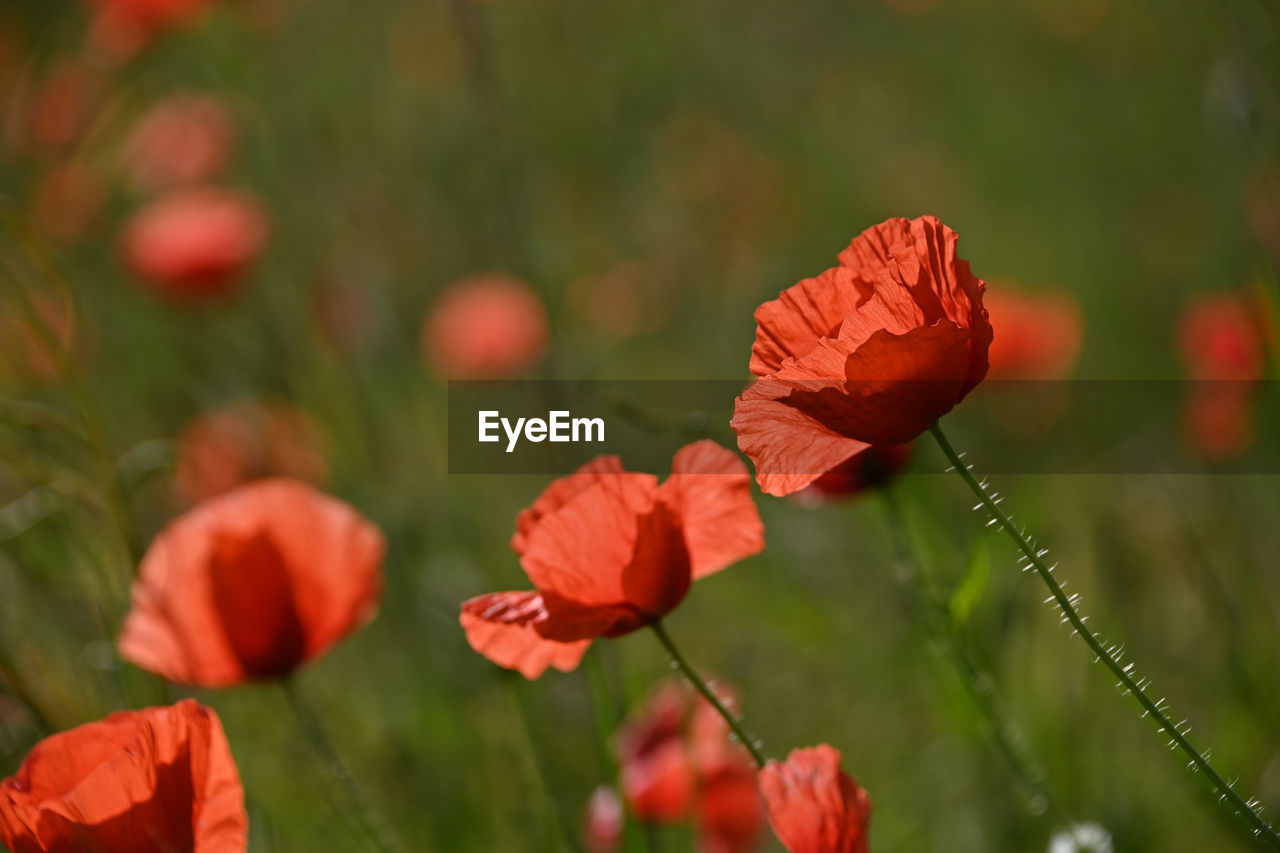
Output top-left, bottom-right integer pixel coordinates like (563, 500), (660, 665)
(928, 422), (1280, 850)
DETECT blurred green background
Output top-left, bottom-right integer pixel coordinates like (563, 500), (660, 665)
(2, 0), (1280, 850)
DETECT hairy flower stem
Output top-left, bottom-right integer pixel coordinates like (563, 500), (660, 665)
(282, 681), (406, 853)
(650, 621), (767, 769)
(928, 422), (1280, 850)
(880, 488), (1055, 816)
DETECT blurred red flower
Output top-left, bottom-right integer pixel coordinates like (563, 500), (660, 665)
(582, 786), (624, 853)
(459, 441), (764, 679)
(174, 401), (328, 505)
(28, 60), (96, 152)
(616, 682), (764, 852)
(121, 95), (235, 193)
(792, 443), (913, 505)
(758, 745), (871, 853)
(118, 478), (385, 686)
(1177, 291), (1273, 460)
(983, 284), (1083, 379)
(0, 699), (247, 853)
(121, 187), (269, 301)
(87, 0), (218, 59)
(422, 274), (549, 378)
(732, 215), (991, 496)
(1178, 292), (1269, 382)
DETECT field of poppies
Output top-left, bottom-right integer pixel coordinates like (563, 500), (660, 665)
(2, 1), (1280, 851)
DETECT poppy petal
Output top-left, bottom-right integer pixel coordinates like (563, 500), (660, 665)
(750, 266), (869, 376)
(658, 440), (764, 579)
(519, 475), (659, 606)
(459, 591), (591, 679)
(512, 455), (627, 555)
(619, 501), (692, 619)
(758, 745), (871, 853)
(0, 700), (247, 853)
(732, 340), (871, 496)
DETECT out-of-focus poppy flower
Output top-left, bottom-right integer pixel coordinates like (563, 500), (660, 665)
(87, 0), (217, 60)
(121, 187), (269, 301)
(121, 95), (235, 193)
(0, 698), (247, 853)
(758, 745), (871, 853)
(618, 684), (696, 822)
(1178, 292), (1269, 382)
(582, 786), (624, 853)
(792, 443), (913, 505)
(422, 274), (549, 378)
(174, 401), (328, 505)
(732, 215), (991, 496)
(118, 478), (385, 686)
(28, 60), (96, 151)
(983, 285), (1083, 379)
(459, 441), (764, 679)
(614, 681), (764, 853)
(1177, 292), (1272, 460)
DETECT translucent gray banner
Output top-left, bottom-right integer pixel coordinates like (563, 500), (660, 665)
(447, 380), (1280, 475)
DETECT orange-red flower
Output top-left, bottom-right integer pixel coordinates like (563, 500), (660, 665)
(792, 443), (913, 505)
(121, 95), (235, 194)
(732, 216), (991, 496)
(758, 745), (871, 853)
(459, 441), (764, 679)
(615, 682), (764, 852)
(174, 401), (328, 505)
(0, 699), (247, 853)
(119, 478), (385, 686)
(422, 274), (549, 378)
(983, 284), (1083, 379)
(121, 188), (269, 302)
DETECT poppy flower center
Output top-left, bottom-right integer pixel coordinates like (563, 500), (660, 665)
(208, 528), (307, 679)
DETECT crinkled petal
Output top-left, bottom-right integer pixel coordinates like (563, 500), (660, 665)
(459, 591), (591, 679)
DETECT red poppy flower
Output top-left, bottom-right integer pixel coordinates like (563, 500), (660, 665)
(792, 443), (913, 505)
(617, 684), (696, 822)
(118, 478), (385, 687)
(1178, 293), (1269, 382)
(459, 441), (764, 679)
(758, 745), (871, 853)
(732, 216), (991, 496)
(0, 699), (247, 853)
(581, 786), (624, 853)
(174, 401), (328, 505)
(121, 188), (269, 301)
(983, 285), (1083, 379)
(611, 681), (764, 852)
(422, 274), (549, 378)
(86, 0), (217, 59)
(121, 95), (235, 194)
(1177, 292), (1272, 460)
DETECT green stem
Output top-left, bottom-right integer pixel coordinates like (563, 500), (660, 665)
(506, 678), (580, 852)
(649, 621), (767, 769)
(282, 681), (405, 853)
(928, 422), (1280, 850)
(880, 488), (1055, 816)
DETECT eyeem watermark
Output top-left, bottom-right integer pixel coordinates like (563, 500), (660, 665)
(478, 410), (605, 453)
